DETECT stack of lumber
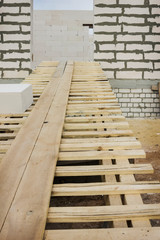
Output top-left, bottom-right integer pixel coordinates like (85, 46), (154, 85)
(0, 61), (160, 240)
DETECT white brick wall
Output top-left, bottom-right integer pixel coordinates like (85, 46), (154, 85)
(94, 1), (160, 81)
(114, 88), (160, 118)
(0, 0), (32, 79)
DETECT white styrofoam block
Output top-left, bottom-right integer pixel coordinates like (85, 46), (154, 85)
(0, 84), (33, 114)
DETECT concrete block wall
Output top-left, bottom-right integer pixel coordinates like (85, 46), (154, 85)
(94, 0), (160, 81)
(94, 0), (160, 118)
(0, 0), (32, 79)
(33, 11), (94, 68)
(114, 88), (160, 118)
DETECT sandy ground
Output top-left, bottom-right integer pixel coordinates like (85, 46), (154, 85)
(128, 119), (160, 181)
(128, 119), (160, 216)
(51, 119), (160, 229)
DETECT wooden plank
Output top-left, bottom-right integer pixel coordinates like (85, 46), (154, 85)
(61, 137), (137, 144)
(64, 122), (129, 130)
(65, 115), (125, 123)
(55, 163), (153, 176)
(60, 141), (141, 151)
(44, 228), (160, 240)
(0, 62), (65, 230)
(52, 182), (160, 196)
(62, 129), (132, 138)
(0, 62), (73, 240)
(48, 204), (160, 223)
(58, 149), (145, 161)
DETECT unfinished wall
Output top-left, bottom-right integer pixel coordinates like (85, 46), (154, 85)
(33, 11), (94, 68)
(0, 0), (32, 79)
(94, 0), (160, 117)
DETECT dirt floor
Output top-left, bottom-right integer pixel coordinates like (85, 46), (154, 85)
(128, 118), (160, 219)
(128, 119), (160, 182)
(50, 119), (160, 229)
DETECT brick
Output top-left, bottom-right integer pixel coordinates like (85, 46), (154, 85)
(4, 33), (30, 42)
(113, 89), (118, 93)
(94, 52), (114, 60)
(152, 93), (157, 98)
(123, 94), (128, 97)
(145, 35), (160, 42)
(142, 108), (153, 113)
(119, 0), (144, 5)
(0, 6), (19, 13)
(21, 43), (31, 50)
(3, 52), (30, 60)
(133, 103), (139, 107)
(119, 89), (130, 93)
(145, 53), (160, 60)
(21, 25), (31, 32)
(150, 0), (160, 5)
(131, 98), (141, 102)
(140, 113), (145, 117)
(3, 70), (29, 78)
(117, 93), (122, 97)
(95, 7), (122, 15)
(126, 44), (152, 51)
(129, 93), (134, 97)
(21, 6), (31, 13)
(94, 16), (117, 24)
(116, 52), (143, 60)
(104, 70), (114, 78)
(4, 15), (31, 23)
(152, 26), (160, 33)
(131, 89), (142, 93)
(148, 17), (160, 24)
(119, 16), (144, 24)
(124, 7), (149, 15)
(0, 61), (19, 68)
(0, 43), (19, 50)
(128, 103), (133, 107)
(151, 113), (157, 117)
(139, 103), (145, 107)
(143, 98), (153, 103)
(128, 113), (134, 117)
(94, 34), (114, 42)
(0, 24), (20, 32)
(122, 108), (130, 112)
(117, 34), (142, 42)
(131, 108), (141, 113)
(154, 62), (160, 69)
(121, 103), (128, 107)
(143, 89), (152, 93)
(155, 44), (160, 51)
(94, 25), (121, 33)
(116, 71), (142, 79)
(21, 61), (31, 68)
(119, 98), (129, 103)
(146, 94), (151, 97)
(144, 71), (160, 79)
(123, 25), (149, 33)
(100, 61), (125, 69)
(127, 61), (153, 69)
(99, 43), (124, 51)
(151, 103), (157, 107)
(140, 94), (145, 97)
(152, 7), (160, 14)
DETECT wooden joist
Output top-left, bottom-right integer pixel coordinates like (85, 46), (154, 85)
(0, 61), (160, 240)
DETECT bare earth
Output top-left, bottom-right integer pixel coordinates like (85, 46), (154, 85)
(128, 118), (160, 218)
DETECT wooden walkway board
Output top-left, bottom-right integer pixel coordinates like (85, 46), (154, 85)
(0, 61), (160, 240)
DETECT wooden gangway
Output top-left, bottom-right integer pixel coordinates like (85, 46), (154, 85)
(0, 61), (160, 240)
